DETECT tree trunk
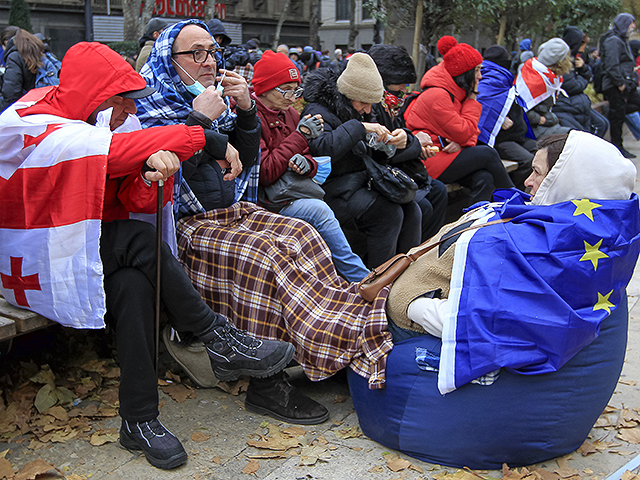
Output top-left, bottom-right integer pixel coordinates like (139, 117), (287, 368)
(411, 0), (423, 72)
(309, 0), (321, 49)
(274, 0), (292, 50)
(348, 0), (359, 49)
(496, 10), (507, 46)
(140, 0), (155, 39)
(122, 0), (142, 42)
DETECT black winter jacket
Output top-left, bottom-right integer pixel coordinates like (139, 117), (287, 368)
(180, 106), (261, 215)
(554, 63), (592, 130)
(301, 67), (414, 217)
(602, 13), (638, 92)
(0, 38), (36, 112)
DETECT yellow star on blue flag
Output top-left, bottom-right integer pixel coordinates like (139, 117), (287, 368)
(593, 290), (615, 314)
(572, 199), (601, 221)
(580, 239), (609, 271)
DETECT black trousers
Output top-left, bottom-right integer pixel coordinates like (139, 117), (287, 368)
(354, 196), (422, 268)
(100, 220), (224, 422)
(494, 139), (535, 190)
(438, 145), (515, 206)
(604, 86), (640, 148)
(416, 178), (448, 242)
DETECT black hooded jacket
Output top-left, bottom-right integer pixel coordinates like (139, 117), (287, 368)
(555, 26), (593, 129)
(0, 38), (36, 112)
(602, 13), (638, 92)
(301, 67), (415, 216)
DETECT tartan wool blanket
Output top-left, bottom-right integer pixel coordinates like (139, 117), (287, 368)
(176, 202), (394, 388)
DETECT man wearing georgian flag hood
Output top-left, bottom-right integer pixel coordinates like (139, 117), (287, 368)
(0, 42), (293, 470)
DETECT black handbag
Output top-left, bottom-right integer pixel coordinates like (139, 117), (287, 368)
(361, 154), (418, 204)
(264, 170), (325, 204)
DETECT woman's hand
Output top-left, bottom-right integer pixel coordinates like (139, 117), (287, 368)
(501, 117), (514, 130)
(442, 141), (462, 154)
(362, 122), (391, 143)
(414, 131), (437, 158)
(386, 129), (407, 149)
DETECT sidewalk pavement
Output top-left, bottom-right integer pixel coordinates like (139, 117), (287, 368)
(1, 133), (640, 480)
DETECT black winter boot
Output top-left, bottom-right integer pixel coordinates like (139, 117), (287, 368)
(245, 372), (330, 425)
(202, 320), (295, 382)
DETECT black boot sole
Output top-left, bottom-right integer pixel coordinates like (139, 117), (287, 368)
(212, 343), (295, 382)
(245, 397), (331, 425)
(119, 431), (188, 470)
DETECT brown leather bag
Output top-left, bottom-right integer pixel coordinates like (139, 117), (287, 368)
(358, 218), (511, 302)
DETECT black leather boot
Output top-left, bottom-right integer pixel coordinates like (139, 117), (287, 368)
(245, 372), (330, 425)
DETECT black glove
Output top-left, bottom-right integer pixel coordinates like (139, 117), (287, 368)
(289, 153), (311, 175)
(297, 115), (323, 140)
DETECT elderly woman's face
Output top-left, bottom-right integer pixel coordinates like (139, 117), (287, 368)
(524, 148), (550, 197)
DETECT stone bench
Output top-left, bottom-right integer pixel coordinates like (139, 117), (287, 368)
(446, 159), (519, 193)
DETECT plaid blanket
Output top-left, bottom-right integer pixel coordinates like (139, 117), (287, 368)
(176, 202), (393, 388)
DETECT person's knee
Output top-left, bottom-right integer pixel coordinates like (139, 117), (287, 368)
(360, 196), (403, 230)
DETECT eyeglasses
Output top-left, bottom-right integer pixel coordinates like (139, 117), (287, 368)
(274, 86), (304, 100)
(172, 48), (224, 64)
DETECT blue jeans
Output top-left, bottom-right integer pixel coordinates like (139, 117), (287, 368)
(280, 198), (370, 282)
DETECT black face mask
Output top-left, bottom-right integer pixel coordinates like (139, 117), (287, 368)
(386, 89), (406, 99)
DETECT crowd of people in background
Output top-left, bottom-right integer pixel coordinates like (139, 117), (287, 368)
(1, 11), (639, 471)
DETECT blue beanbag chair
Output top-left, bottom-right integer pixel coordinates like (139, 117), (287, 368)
(348, 293), (628, 469)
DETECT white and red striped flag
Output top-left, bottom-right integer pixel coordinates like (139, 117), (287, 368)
(0, 90), (112, 328)
(514, 57), (564, 112)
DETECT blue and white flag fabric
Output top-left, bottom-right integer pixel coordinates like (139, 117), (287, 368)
(438, 189), (640, 394)
(477, 61), (518, 147)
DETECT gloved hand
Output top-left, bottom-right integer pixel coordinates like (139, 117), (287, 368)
(289, 153), (311, 175)
(297, 114), (323, 140)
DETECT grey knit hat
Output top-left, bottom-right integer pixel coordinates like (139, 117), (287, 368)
(337, 53), (384, 104)
(537, 38), (570, 66)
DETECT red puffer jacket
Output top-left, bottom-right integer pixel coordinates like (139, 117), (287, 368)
(254, 94), (317, 187)
(404, 63), (482, 179)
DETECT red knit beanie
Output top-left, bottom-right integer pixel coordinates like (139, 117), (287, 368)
(252, 50), (301, 96)
(438, 37), (483, 77)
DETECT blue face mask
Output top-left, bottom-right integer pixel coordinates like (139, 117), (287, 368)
(184, 81), (206, 96)
(173, 59), (208, 96)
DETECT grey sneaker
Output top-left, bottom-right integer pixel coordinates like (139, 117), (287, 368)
(205, 323), (295, 382)
(162, 326), (219, 388)
(119, 418), (187, 470)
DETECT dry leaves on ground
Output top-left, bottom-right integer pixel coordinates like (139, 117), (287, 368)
(333, 424), (362, 439)
(241, 459), (259, 475)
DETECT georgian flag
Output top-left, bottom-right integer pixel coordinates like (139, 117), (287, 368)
(514, 57), (564, 112)
(437, 190), (640, 394)
(0, 92), (112, 329)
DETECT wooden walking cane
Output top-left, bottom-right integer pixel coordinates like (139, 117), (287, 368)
(155, 180), (164, 375)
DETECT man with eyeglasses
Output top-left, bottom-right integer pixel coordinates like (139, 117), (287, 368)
(252, 50), (370, 283)
(136, 21), (332, 427)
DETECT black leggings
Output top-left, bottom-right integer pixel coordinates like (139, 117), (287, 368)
(438, 145), (514, 205)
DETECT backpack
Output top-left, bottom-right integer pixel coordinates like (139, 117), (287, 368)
(35, 54), (60, 88)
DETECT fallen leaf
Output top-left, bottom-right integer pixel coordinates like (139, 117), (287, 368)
(29, 366), (55, 386)
(211, 456), (222, 465)
(0, 457), (14, 479)
(333, 395), (347, 403)
(241, 459), (259, 475)
(369, 466), (385, 473)
(616, 428), (640, 444)
(603, 405), (618, 414)
(618, 380), (638, 386)
(160, 383), (196, 403)
(44, 406), (68, 422)
(90, 428), (119, 446)
(247, 452), (287, 459)
(65, 475), (87, 480)
(299, 445), (330, 466)
(34, 384), (57, 414)
(14, 458), (60, 480)
(281, 426), (305, 438)
(334, 425), (362, 439)
(216, 378), (249, 396)
(165, 371), (181, 383)
(191, 432), (211, 442)
(622, 472), (640, 480)
(387, 454), (411, 472)
(577, 440), (598, 456)
(246, 437), (299, 451)
(410, 464), (425, 474)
